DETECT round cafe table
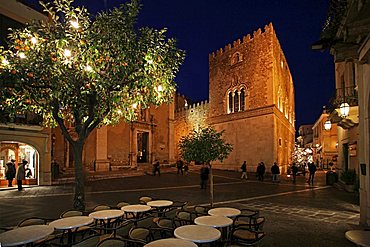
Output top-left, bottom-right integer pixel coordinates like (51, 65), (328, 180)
(121, 204), (151, 225)
(174, 225), (221, 244)
(0, 225), (54, 247)
(144, 238), (197, 247)
(194, 215), (233, 228)
(208, 207), (241, 218)
(89, 209), (125, 233)
(345, 230), (370, 247)
(147, 200), (173, 216)
(49, 216), (94, 244)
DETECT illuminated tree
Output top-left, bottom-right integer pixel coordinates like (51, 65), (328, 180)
(0, 0), (184, 210)
(179, 127), (232, 206)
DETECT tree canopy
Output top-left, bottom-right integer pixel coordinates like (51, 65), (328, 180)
(0, 0), (184, 209)
(179, 127), (233, 165)
(0, 0), (185, 140)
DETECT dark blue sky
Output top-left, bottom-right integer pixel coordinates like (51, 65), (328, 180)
(26, 0), (335, 129)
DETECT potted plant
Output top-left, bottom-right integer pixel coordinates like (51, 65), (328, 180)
(340, 169), (357, 192)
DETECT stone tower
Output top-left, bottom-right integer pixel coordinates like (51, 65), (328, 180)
(207, 23), (295, 171)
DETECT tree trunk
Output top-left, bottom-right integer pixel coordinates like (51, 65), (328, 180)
(72, 142), (85, 210)
(210, 165), (214, 207)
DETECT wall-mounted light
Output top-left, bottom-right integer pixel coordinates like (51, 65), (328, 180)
(324, 120), (332, 130)
(339, 102), (350, 117)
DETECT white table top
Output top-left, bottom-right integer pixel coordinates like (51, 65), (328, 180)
(345, 230), (370, 247)
(144, 238), (197, 247)
(208, 207), (241, 217)
(147, 200), (173, 207)
(194, 215), (233, 228)
(0, 225), (54, 247)
(89, 209), (124, 220)
(121, 204), (151, 213)
(174, 225), (221, 243)
(49, 216), (94, 230)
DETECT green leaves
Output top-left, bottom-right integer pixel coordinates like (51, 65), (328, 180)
(179, 127), (233, 165)
(0, 0), (185, 143)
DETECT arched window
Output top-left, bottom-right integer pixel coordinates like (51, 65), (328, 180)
(234, 90), (239, 112)
(232, 52), (242, 65)
(228, 92), (233, 113)
(240, 89), (245, 111)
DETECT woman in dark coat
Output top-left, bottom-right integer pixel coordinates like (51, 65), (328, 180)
(5, 159), (16, 187)
(16, 160), (27, 191)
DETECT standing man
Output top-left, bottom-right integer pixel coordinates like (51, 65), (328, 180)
(271, 162), (280, 182)
(240, 161), (247, 180)
(176, 160), (184, 175)
(307, 162), (317, 186)
(153, 160), (161, 176)
(16, 160), (27, 191)
(291, 162), (298, 184)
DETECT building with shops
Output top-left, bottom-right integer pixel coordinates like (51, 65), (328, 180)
(0, 1), (295, 187)
(313, 0), (370, 226)
(312, 110), (338, 169)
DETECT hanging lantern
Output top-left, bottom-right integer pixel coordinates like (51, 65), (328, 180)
(324, 120), (332, 130)
(339, 102), (350, 117)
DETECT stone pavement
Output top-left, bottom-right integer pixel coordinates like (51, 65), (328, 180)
(0, 168), (361, 246)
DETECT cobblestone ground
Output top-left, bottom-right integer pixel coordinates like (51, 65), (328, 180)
(0, 168), (360, 246)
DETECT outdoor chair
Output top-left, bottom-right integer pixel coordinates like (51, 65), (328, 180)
(71, 233), (101, 247)
(193, 205), (211, 216)
(112, 220), (134, 238)
(233, 215), (265, 232)
(128, 226), (152, 243)
(155, 217), (175, 230)
(60, 209), (84, 218)
(230, 227), (265, 246)
(116, 201), (130, 209)
(92, 204), (111, 212)
(174, 210), (194, 226)
(17, 217), (50, 227)
(97, 237), (126, 247)
(139, 196), (152, 204)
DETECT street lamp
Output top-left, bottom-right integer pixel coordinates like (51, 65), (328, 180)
(324, 120), (332, 130)
(339, 102), (350, 117)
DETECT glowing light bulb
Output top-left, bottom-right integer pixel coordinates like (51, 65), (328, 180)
(64, 49), (72, 57)
(117, 109), (122, 115)
(85, 65), (93, 72)
(132, 103), (137, 109)
(31, 37), (37, 45)
(2, 58), (9, 65)
(70, 20), (79, 29)
(19, 52), (26, 59)
(156, 85), (163, 92)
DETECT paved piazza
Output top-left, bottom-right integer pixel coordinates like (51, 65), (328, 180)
(0, 169), (359, 246)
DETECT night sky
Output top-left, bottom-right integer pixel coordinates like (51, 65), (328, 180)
(25, 0), (335, 130)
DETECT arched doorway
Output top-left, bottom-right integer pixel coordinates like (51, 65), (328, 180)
(0, 141), (39, 186)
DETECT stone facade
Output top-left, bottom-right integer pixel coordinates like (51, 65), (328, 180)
(0, 22), (295, 185)
(175, 23), (295, 173)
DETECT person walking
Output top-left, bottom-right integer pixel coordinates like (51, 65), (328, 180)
(271, 162), (280, 182)
(5, 159), (16, 187)
(307, 162), (317, 186)
(16, 160), (27, 191)
(291, 162), (298, 184)
(259, 162), (266, 181)
(176, 160), (184, 175)
(200, 163), (210, 189)
(153, 160), (161, 176)
(240, 161), (247, 179)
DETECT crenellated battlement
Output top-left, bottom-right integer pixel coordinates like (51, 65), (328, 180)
(175, 99), (209, 118)
(209, 23), (275, 60)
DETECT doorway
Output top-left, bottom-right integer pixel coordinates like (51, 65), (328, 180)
(343, 143), (349, 171)
(137, 132), (149, 163)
